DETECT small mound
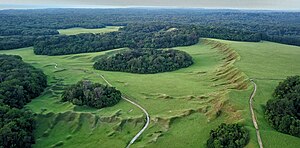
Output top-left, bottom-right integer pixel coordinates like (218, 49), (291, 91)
(93, 49), (193, 74)
(62, 80), (122, 109)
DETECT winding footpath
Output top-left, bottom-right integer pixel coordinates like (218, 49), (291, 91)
(98, 74), (150, 148)
(249, 79), (263, 148)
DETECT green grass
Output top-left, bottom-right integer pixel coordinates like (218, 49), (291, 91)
(213, 39), (300, 148)
(1, 39), (299, 147)
(0, 41), (230, 147)
(57, 26), (121, 35)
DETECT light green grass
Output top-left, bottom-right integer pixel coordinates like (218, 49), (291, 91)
(57, 26), (121, 35)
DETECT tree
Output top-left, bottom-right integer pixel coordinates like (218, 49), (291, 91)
(207, 123), (249, 148)
(0, 55), (47, 108)
(265, 76), (300, 137)
(94, 48), (193, 74)
(62, 80), (122, 109)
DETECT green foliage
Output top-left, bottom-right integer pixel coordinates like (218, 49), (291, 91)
(0, 104), (36, 148)
(93, 48), (193, 74)
(265, 76), (300, 137)
(33, 24), (199, 55)
(207, 123), (249, 148)
(1, 9), (300, 51)
(0, 36), (36, 50)
(62, 80), (122, 109)
(0, 54), (47, 108)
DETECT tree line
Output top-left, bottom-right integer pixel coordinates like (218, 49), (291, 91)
(33, 24), (199, 55)
(0, 55), (47, 108)
(0, 55), (47, 147)
(265, 76), (300, 137)
(94, 48), (193, 74)
(1, 9), (299, 51)
(62, 80), (122, 109)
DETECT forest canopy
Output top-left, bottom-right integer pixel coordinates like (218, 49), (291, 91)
(62, 80), (122, 109)
(93, 49), (193, 74)
(0, 55), (47, 148)
(0, 104), (36, 148)
(33, 25), (199, 55)
(0, 54), (47, 108)
(207, 123), (250, 148)
(1, 9), (299, 51)
(265, 76), (300, 137)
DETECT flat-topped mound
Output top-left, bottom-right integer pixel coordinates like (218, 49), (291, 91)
(93, 49), (193, 74)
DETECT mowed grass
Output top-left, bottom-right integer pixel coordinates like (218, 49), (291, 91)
(212, 39), (300, 148)
(0, 41), (232, 147)
(57, 26), (121, 35)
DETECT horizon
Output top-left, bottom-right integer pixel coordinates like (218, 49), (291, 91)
(1, 0), (300, 11)
(1, 4), (300, 12)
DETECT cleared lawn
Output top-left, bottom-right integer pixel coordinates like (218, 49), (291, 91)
(57, 26), (121, 35)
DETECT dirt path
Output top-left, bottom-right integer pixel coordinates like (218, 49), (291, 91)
(249, 79), (263, 148)
(98, 74), (150, 148)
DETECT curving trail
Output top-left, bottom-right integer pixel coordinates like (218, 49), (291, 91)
(98, 74), (150, 148)
(249, 79), (263, 148)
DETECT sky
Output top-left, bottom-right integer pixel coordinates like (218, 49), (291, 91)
(0, 0), (300, 10)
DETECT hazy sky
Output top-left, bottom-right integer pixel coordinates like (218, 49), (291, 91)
(1, 0), (300, 10)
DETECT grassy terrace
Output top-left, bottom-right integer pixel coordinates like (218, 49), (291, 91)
(0, 39), (299, 147)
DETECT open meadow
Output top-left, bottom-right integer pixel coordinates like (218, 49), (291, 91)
(58, 26), (121, 35)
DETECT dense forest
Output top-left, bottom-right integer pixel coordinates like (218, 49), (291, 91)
(33, 24), (199, 55)
(0, 55), (47, 108)
(0, 55), (47, 148)
(94, 48), (193, 74)
(0, 104), (36, 148)
(62, 80), (122, 109)
(265, 76), (300, 137)
(0, 9), (299, 51)
(207, 123), (249, 148)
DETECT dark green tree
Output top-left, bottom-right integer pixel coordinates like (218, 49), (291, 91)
(207, 123), (249, 148)
(265, 76), (300, 137)
(62, 80), (122, 109)
(94, 48), (193, 74)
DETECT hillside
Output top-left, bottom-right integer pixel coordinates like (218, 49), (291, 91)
(0, 39), (299, 147)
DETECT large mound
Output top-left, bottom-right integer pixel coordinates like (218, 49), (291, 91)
(207, 123), (249, 148)
(265, 76), (300, 137)
(0, 54), (47, 108)
(62, 80), (122, 109)
(93, 49), (193, 74)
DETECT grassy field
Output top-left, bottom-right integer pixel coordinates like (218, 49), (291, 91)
(214, 39), (300, 148)
(0, 39), (299, 147)
(57, 26), (121, 35)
